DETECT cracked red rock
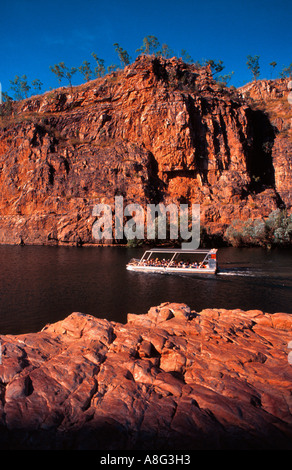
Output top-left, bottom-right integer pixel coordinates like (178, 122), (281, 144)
(0, 302), (291, 449)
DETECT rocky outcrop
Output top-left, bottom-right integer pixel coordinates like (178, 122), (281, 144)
(0, 302), (291, 450)
(239, 78), (292, 211)
(0, 56), (291, 246)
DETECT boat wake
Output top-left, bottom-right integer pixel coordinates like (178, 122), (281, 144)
(217, 268), (258, 277)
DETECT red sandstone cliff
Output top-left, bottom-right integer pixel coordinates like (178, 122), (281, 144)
(0, 56), (291, 246)
(239, 78), (292, 210)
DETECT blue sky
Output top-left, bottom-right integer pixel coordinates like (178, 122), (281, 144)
(1, 0), (291, 98)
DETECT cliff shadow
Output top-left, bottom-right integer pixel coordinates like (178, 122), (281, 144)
(144, 151), (167, 204)
(186, 95), (210, 183)
(245, 108), (283, 203)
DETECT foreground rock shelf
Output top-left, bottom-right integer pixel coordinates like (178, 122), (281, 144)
(0, 302), (292, 450)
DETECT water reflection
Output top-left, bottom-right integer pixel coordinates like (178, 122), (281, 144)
(0, 245), (291, 334)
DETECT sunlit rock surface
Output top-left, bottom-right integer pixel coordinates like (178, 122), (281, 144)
(0, 56), (291, 246)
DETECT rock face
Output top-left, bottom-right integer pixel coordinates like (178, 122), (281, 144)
(239, 78), (292, 211)
(0, 56), (291, 246)
(0, 302), (291, 450)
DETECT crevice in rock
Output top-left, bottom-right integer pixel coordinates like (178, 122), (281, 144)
(24, 375), (34, 397)
(245, 108), (277, 192)
(250, 394), (262, 408)
(0, 382), (6, 407)
(144, 151), (166, 203)
(48, 163), (55, 186)
(81, 377), (99, 412)
(30, 124), (47, 147)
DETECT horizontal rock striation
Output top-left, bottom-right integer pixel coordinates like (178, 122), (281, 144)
(0, 56), (291, 246)
(0, 302), (291, 450)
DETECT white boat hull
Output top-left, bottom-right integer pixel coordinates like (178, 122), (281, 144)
(126, 264), (217, 275)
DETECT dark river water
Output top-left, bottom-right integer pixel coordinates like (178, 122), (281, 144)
(0, 245), (291, 335)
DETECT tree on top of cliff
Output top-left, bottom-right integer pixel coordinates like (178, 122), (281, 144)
(280, 63), (292, 78)
(49, 62), (77, 88)
(136, 35), (160, 56)
(9, 75), (30, 100)
(270, 61), (277, 78)
(246, 55), (260, 81)
(49, 63), (65, 84)
(158, 43), (174, 59)
(1, 91), (13, 103)
(180, 49), (194, 64)
(91, 53), (107, 77)
(217, 71), (235, 86)
(107, 64), (119, 73)
(205, 59), (225, 76)
(31, 79), (43, 93)
(78, 60), (93, 82)
(199, 59), (234, 86)
(113, 43), (131, 67)
(136, 36), (193, 63)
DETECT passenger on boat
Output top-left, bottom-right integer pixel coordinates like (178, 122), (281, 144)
(139, 258), (207, 269)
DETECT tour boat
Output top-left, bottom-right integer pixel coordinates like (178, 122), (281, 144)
(126, 248), (218, 275)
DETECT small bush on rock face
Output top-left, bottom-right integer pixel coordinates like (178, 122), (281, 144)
(266, 209), (292, 245)
(127, 237), (144, 248)
(225, 210), (292, 247)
